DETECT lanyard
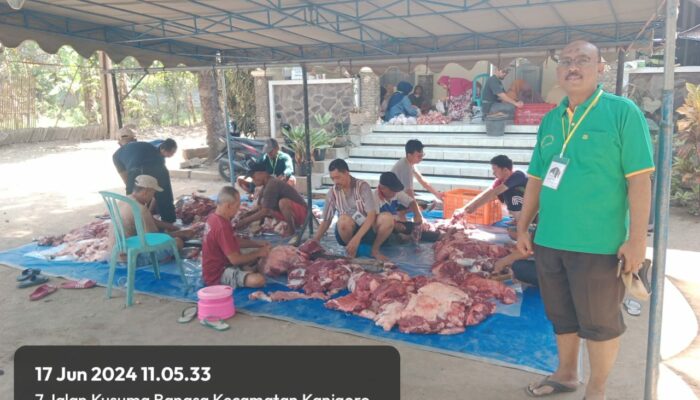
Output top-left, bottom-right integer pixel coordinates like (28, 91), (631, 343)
(559, 89), (603, 157)
(268, 153), (279, 172)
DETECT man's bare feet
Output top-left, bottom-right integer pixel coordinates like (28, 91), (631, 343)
(371, 250), (389, 262)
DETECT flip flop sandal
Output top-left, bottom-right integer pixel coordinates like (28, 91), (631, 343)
(16, 268), (41, 281)
(200, 317), (230, 331)
(177, 306), (198, 323)
(624, 298), (642, 317)
(29, 284), (58, 301)
(60, 279), (97, 289)
(525, 377), (577, 397)
(18, 274), (49, 288)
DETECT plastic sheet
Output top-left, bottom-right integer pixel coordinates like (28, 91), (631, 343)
(0, 240), (556, 374)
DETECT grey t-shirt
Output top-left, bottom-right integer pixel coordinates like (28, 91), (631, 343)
(481, 75), (506, 114)
(391, 157), (415, 192)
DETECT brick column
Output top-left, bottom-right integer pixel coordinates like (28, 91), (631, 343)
(359, 67), (379, 124)
(252, 69), (271, 138)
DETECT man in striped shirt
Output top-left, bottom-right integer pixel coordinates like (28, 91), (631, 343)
(313, 159), (393, 260)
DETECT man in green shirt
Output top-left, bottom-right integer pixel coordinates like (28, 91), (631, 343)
(236, 138), (296, 197)
(516, 40), (654, 399)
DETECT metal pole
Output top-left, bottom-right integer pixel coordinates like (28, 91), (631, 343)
(301, 63), (313, 235)
(615, 48), (625, 96)
(110, 72), (123, 129)
(644, 1), (678, 399)
(220, 71), (235, 186)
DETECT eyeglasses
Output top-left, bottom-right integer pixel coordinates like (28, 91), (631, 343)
(556, 57), (596, 68)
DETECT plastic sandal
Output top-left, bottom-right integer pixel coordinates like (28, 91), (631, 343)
(16, 268), (41, 282)
(18, 274), (49, 288)
(200, 317), (230, 331)
(177, 306), (198, 323)
(60, 279), (97, 289)
(29, 284), (58, 301)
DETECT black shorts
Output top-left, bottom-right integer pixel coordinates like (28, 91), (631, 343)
(535, 245), (626, 341)
(335, 223), (377, 246)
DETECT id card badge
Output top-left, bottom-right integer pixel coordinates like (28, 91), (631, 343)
(352, 210), (367, 226)
(543, 156), (570, 190)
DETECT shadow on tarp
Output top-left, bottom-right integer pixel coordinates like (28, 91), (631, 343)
(0, 238), (557, 375)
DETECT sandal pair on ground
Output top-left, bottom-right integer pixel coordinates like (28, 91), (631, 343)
(16, 269), (96, 301)
(177, 306), (230, 331)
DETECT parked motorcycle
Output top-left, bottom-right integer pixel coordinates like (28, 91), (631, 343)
(217, 121), (295, 182)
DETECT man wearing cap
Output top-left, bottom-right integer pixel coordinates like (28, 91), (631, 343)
(107, 175), (194, 265)
(481, 66), (524, 119)
(373, 172), (426, 242)
(313, 159), (394, 260)
(517, 40), (654, 399)
(236, 138), (295, 196)
(112, 138), (178, 223)
(236, 161), (308, 236)
(117, 126), (137, 147)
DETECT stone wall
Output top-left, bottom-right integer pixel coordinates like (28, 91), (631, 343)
(627, 70), (700, 115)
(359, 69), (380, 124)
(272, 81), (354, 135)
(0, 125), (107, 147)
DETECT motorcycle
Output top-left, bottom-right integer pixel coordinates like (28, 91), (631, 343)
(217, 120), (295, 182)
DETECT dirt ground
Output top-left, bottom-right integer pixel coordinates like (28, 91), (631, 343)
(0, 134), (699, 399)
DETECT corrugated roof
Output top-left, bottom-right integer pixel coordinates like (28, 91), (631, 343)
(0, 0), (663, 67)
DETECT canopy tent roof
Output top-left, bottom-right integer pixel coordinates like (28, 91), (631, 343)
(0, 0), (663, 69)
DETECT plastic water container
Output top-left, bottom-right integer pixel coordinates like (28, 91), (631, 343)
(197, 285), (235, 321)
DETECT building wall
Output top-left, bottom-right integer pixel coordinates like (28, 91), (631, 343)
(271, 80), (354, 139)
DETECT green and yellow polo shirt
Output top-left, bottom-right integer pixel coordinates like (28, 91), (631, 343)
(527, 86), (655, 254)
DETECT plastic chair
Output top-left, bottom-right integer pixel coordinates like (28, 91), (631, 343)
(99, 191), (189, 306)
(472, 73), (489, 108)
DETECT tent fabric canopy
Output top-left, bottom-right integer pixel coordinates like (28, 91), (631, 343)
(0, 0), (662, 68)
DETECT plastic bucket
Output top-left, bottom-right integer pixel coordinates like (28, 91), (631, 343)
(197, 285), (235, 321)
(485, 119), (506, 136)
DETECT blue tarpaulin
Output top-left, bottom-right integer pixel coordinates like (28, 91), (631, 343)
(0, 233), (557, 374)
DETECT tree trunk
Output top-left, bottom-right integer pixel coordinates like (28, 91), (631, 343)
(197, 70), (225, 161)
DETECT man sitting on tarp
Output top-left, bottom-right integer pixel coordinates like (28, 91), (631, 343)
(452, 155), (527, 224)
(313, 159), (394, 260)
(373, 172), (438, 243)
(112, 138), (178, 224)
(236, 161), (308, 237)
(236, 138), (295, 198)
(202, 186), (270, 289)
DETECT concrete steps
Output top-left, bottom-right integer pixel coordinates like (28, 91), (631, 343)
(319, 123), (537, 196)
(322, 171), (493, 192)
(346, 158), (528, 179)
(348, 146), (533, 163)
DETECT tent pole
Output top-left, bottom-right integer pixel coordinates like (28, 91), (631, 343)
(110, 72), (123, 129)
(302, 63), (313, 235)
(644, 0), (678, 399)
(615, 48), (625, 96)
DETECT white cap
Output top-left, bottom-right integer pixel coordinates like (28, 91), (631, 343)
(134, 175), (163, 192)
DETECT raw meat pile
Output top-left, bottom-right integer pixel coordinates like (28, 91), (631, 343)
(247, 238), (517, 335)
(175, 194), (217, 224)
(433, 231), (511, 277)
(326, 268), (514, 334)
(287, 259), (363, 297)
(36, 220), (112, 262)
(259, 245), (309, 276)
(417, 111), (452, 125)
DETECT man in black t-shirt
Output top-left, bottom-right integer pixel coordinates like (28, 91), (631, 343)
(452, 155), (528, 223)
(112, 139), (178, 223)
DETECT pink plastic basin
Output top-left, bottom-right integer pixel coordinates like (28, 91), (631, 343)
(197, 285), (235, 321)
